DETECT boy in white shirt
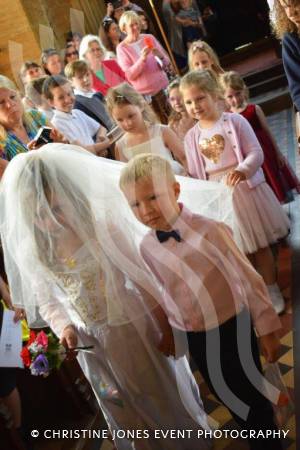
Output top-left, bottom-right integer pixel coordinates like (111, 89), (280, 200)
(43, 75), (110, 156)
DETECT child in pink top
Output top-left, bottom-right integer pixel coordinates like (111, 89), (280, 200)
(120, 153), (283, 450)
(220, 70), (300, 203)
(181, 70), (290, 315)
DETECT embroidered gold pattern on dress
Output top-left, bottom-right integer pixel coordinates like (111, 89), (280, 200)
(199, 134), (225, 163)
(56, 255), (105, 325)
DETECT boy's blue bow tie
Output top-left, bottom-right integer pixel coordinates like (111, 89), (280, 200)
(156, 230), (181, 243)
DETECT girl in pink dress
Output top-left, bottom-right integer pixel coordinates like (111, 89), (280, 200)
(220, 71), (300, 203)
(181, 70), (290, 314)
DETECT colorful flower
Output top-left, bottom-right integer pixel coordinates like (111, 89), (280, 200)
(30, 354), (49, 377)
(20, 347), (31, 367)
(36, 331), (48, 349)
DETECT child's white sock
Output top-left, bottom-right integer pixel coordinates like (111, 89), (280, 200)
(267, 283), (285, 315)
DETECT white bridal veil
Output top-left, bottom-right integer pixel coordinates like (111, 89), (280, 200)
(0, 144), (280, 442)
(0, 143), (234, 325)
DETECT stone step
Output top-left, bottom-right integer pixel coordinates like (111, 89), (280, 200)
(251, 86), (292, 115)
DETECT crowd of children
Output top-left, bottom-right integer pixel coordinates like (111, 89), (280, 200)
(0, 2), (299, 450)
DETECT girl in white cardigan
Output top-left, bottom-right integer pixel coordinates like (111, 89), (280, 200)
(181, 70), (290, 314)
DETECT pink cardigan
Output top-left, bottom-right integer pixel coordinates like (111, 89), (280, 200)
(91, 59), (126, 96)
(116, 34), (170, 96)
(184, 112), (265, 189)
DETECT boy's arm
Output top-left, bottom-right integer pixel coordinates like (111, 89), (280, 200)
(140, 240), (175, 357)
(213, 223), (281, 362)
(213, 223), (281, 334)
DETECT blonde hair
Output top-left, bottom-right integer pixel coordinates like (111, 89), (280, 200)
(106, 82), (158, 124)
(119, 11), (142, 33)
(167, 77), (181, 95)
(64, 59), (89, 79)
(0, 76), (18, 141)
(220, 71), (249, 100)
(272, 0), (300, 38)
(0, 75), (17, 91)
(188, 40), (224, 76)
(119, 153), (175, 190)
(167, 78), (184, 126)
(180, 69), (221, 97)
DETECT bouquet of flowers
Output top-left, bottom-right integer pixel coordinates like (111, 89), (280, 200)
(21, 330), (66, 377)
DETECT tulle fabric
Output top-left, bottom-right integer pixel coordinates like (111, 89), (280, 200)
(209, 170), (290, 254)
(0, 144), (280, 445)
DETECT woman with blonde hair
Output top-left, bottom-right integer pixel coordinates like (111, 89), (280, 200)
(116, 11), (173, 124)
(0, 75), (48, 163)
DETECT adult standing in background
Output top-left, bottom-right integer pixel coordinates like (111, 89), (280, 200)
(116, 11), (172, 123)
(162, 0), (187, 70)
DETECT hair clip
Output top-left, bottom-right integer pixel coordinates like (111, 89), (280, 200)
(116, 94), (125, 99)
(192, 42), (204, 52)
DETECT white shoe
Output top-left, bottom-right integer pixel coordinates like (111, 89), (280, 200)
(267, 284), (285, 314)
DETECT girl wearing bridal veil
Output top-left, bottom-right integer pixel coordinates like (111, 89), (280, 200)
(0, 144), (233, 449)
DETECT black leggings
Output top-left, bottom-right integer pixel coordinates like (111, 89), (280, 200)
(186, 310), (282, 450)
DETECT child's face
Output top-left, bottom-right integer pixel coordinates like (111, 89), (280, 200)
(169, 87), (186, 114)
(45, 54), (62, 75)
(112, 104), (144, 132)
(123, 177), (181, 231)
(23, 66), (44, 84)
(49, 83), (75, 113)
(182, 84), (217, 121)
(223, 87), (246, 110)
(71, 70), (93, 93)
(191, 50), (213, 71)
(279, 1), (300, 27)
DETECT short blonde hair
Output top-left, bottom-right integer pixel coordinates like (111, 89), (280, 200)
(64, 59), (89, 79)
(188, 40), (223, 76)
(219, 71), (249, 100)
(119, 153), (175, 190)
(119, 11), (142, 33)
(180, 69), (221, 97)
(106, 82), (158, 124)
(0, 75), (17, 91)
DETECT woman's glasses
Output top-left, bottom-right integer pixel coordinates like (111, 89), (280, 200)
(66, 51), (79, 57)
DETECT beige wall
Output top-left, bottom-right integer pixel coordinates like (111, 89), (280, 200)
(0, 0), (106, 85)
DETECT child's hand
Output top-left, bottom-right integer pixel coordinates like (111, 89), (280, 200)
(60, 324), (78, 359)
(226, 169), (246, 186)
(157, 328), (175, 358)
(50, 128), (69, 144)
(259, 332), (281, 363)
